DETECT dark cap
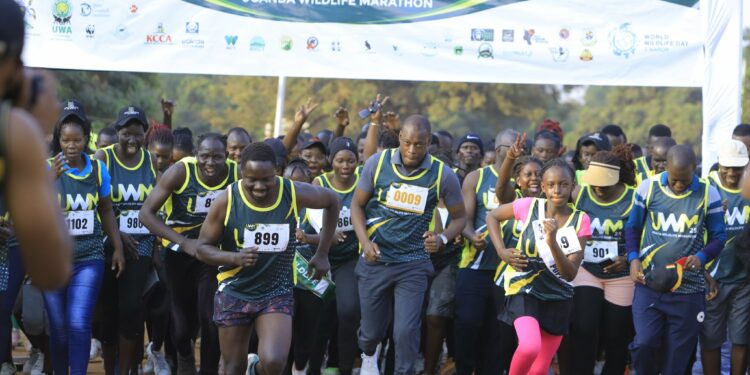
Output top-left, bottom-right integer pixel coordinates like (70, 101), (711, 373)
(645, 257), (686, 293)
(456, 133), (484, 154)
(58, 100), (89, 125)
(329, 137), (358, 161)
(300, 137), (327, 155)
(115, 105), (148, 131)
(263, 138), (287, 167)
(578, 132), (611, 151)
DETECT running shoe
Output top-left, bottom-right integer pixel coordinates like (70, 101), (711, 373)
(291, 363), (307, 375)
(0, 362), (15, 375)
(22, 349), (39, 375)
(359, 353), (379, 375)
(29, 353), (43, 375)
(147, 343), (171, 375)
(89, 339), (102, 361)
(246, 354), (260, 375)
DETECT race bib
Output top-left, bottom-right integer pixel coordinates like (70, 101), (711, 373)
(119, 210), (149, 234)
(584, 240), (618, 263)
(194, 191), (221, 214)
(385, 183), (428, 214)
(66, 210), (94, 236)
(243, 223), (290, 253)
(337, 206), (353, 232)
(486, 188), (500, 210)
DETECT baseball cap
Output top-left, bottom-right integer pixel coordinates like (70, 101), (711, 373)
(718, 139), (749, 167)
(329, 137), (358, 160)
(581, 162), (620, 187)
(456, 133), (484, 154)
(300, 137), (327, 155)
(578, 132), (612, 151)
(57, 100), (89, 125)
(115, 105), (148, 131)
(645, 257), (687, 293)
(263, 138), (287, 167)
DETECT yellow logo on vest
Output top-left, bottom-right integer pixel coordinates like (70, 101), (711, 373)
(590, 218), (623, 236)
(62, 193), (98, 211)
(112, 184), (153, 202)
(650, 212), (700, 233)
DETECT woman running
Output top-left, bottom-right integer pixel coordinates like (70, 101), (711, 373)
(47, 101), (125, 375)
(94, 106), (157, 375)
(140, 133), (237, 375)
(487, 159), (591, 375)
(558, 146), (636, 375)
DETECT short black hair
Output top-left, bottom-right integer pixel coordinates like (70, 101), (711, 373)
(402, 115), (432, 134)
(197, 132), (227, 149)
(541, 158), (575, 182)
(173, 134), (194, 154)
(172, 127), (193, 138)
(379, 129), (399, 149)
(52, 117), (92, 156)
(648, 124), (672, 138)
(147, 126), (173, 147)
(227, 127), (252, 142)
(733, 124), (750, 137)
(436, 130), (453, 141)
(240, 141), (277, 169)
(534, 130), (562, 149)
(98, 126), (117, 138)
(601, 124), (626, 140)
(283, 158), (312, 181)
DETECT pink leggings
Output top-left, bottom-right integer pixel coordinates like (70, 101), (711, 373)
(509, 316), (563, 375)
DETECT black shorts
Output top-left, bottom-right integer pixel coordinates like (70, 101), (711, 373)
(500, 293), (573, 336)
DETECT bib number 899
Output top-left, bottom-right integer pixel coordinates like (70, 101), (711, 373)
(254, 232), (279, 246)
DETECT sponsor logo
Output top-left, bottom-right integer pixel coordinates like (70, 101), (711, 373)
(609, 22), (637, 58)
(364, 40), (372, 51)
(331, 40), (341, 52)
(697, 311), (704, 323)
(113, 24), (130, 39)
(129, 4), (138, 13)
(306, 36), (319, 50)
(642, 33), (689, 53)
(85, 24), (95, 37)
(225, 35), (238, 48)
(523, 29), (548, 45)
(422, 42), (437, 57)
(502, 29), (514, 42)
(250, 36), (265, 51)
(185, 21), (199, 34)
(145, 23), (173, 45)
(453, 45), (464, 55)
(579, 49), (593, 61)
(559, 28), (570, 40)
(581, 28), (597, 46)
(64, 101), (79, 110)
(550, 46), (569, 62)
(477, 43), (493, 59)
(650, 212), (699, 233)
(124, 107), (139, 115)
(52, 0), (73, 34)
(19, 1), (38, 33)
(280, 36), (293, 51)
(80, 3), (91, 16)
(471, 28), (494, 42)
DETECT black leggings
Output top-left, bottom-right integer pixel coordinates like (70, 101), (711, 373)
(164, 250), (219, 375)
(492, 285), (517, 374)
(145, 279), (169, 351)
(558, 286), (633, 375)
(292, 288), (335, 375)
(100, 256), (152, 343)
(332, 258), (360, 375)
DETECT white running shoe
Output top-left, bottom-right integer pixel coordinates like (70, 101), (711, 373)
(246, 354), (260, 375)
(29, 353), (43, 375)
(22, 349), (39, 374)
(291, 363), (307, 375)
(89, 339), (102, 361)
(148, 343), (171, 375)
(359, 353), (379, 375)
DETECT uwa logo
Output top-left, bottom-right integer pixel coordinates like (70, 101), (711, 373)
(62, 193), (98, 210)
(650, 212), (700, 233)
(112, 184), (152, 202)
(590, 218), (623, 236)
(725, 205), (750, 227)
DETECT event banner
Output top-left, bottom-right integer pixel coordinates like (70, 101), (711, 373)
(20, 0), (702, 86)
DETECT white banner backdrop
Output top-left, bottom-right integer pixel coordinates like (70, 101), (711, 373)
(20, 0), (704, 87)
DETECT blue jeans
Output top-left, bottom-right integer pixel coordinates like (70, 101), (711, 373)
(43, 260), (104, 375)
